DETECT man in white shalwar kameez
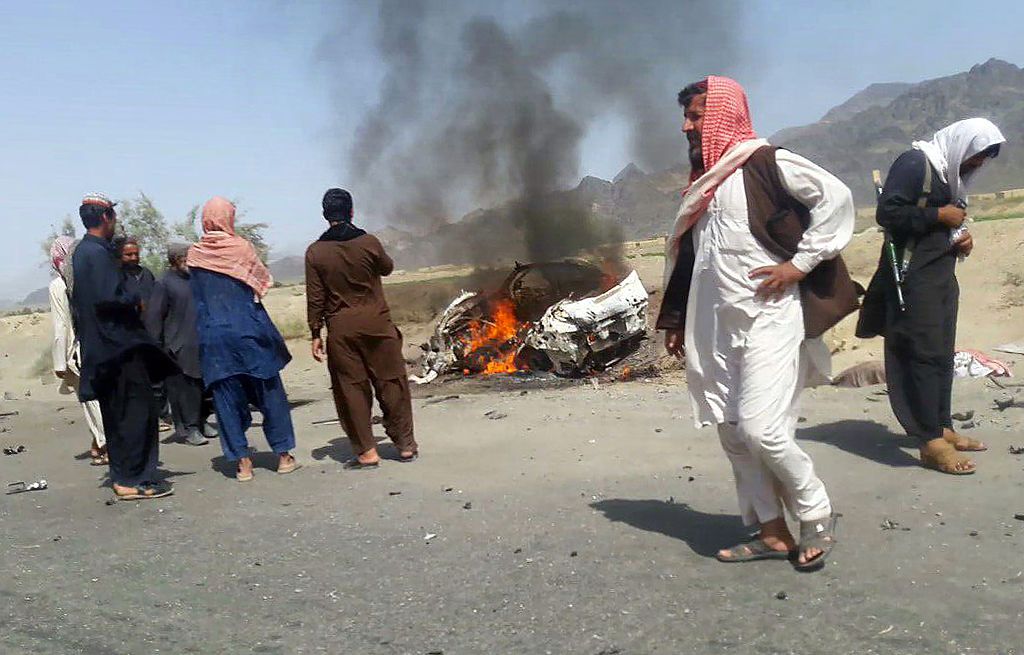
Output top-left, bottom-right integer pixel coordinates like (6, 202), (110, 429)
(657, 76), (858, 571)
(48, 236), (107, 465)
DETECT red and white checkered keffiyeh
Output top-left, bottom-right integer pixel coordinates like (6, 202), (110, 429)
(664, 76), (767, 283)
(698, 75), (758, 179)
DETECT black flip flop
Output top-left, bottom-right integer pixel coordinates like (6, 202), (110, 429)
(397, 452), (419, 463)
(716, 537), (795, 563)
(115, 480), (174, 501)
(794, 513), (840, 572)
(343, 459), (380, 470)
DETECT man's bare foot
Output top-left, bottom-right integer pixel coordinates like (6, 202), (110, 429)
(276, 453), (302, 474)
(357, 448), (380, 465)
(921, 438), (976, 474)
(237, 457), (254, 481)
(112, 480), (174, 500)
(717, 517), (795, 560)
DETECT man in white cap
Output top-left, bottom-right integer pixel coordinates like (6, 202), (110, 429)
(71, 193), (177, 500)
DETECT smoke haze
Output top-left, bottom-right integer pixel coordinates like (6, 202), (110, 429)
(322, 0), (741, 264)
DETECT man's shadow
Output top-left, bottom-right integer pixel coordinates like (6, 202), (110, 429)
(310, 436), (394, 464)
(798, 419), (919, 467)
(96, 466), (195, 488)
(209, 451), (283, 478)
(591, 499), (745, 558)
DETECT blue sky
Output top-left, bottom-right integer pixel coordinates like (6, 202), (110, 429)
(2, 0), (1022, 299)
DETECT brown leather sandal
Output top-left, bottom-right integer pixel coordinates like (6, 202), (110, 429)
(920, 442), (976, 475)
(943, 429), (987, 452)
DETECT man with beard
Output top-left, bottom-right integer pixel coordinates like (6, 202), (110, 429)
(71, 193), (177, 500)
(305, 188), (418, 469)
(657, 77), (859, 571)
(145, 242), (214, 447)
(857, 118), (1006, 475)
(118, 236), (156, 305)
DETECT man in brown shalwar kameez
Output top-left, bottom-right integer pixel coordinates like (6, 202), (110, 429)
(306, 188), (418, 469)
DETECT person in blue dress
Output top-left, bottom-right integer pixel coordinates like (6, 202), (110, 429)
(186, 197), (301, 482)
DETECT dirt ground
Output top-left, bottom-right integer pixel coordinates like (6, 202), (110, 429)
(2, 219), (1023, 654)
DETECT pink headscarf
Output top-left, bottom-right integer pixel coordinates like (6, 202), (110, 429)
(50, 236), (75, 279)
(186, 197), (273, 297)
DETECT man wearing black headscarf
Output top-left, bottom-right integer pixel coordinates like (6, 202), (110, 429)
(305, 188), (418, 469)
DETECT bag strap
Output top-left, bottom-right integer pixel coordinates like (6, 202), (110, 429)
(917, 157), (932, 208)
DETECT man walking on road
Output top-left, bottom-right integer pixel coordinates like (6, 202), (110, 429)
(657, 77), (859, 571)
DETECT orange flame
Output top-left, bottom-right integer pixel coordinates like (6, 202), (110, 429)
(463, 299), (524, 375)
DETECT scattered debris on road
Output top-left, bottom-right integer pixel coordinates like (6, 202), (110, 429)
(3, 445), (27, 455)
(880, 518), (910, 531)
(7, 479), (47, 494)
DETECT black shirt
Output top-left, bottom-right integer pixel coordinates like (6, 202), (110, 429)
(123, 266), (156, 307)
(70, 234), (174, 400)
(144, 268), (202, 379)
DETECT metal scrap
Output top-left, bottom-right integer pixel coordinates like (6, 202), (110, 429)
(7, 479), (47, 494)
(520, 271), (648, 376)
(412, 263), (648, 382)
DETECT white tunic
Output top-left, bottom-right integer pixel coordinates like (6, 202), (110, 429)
(683, 150), (855, 427)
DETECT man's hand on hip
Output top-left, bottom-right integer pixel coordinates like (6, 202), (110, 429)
(750, 261), (807, 302)
(664, 329), (685, 359)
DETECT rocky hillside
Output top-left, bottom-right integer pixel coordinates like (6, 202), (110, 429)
(774, 58), (1024, 204)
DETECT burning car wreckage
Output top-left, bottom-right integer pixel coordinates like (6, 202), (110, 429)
(410, 260), (649, 384)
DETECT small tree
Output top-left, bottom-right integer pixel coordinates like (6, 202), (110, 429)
(117, 192), (170, 274)
(170, 205), (201, 243)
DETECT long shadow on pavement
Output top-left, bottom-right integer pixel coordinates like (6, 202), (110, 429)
(798, 419), (919, 468)
(311, 437), (392, 464)
(94, 466), (196, 488)
(591, 499), (746, 558)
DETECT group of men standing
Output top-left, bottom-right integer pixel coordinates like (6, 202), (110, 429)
(52, 188), (416, 498)
(49, 73), (1005, 572)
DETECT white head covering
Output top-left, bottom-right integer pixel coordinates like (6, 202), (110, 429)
(912, 118), (1006, 204)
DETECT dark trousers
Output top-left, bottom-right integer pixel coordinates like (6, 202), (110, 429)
(210, 374), (296, 461)
(166, 373), (205, 432)
(327, 331), (416, 456)
(95, 350), (160, 486)
(884, 275), (958, 443)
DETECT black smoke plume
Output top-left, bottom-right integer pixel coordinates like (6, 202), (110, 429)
(324, 0), (740, 266)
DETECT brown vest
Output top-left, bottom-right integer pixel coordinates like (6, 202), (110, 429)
(656, 146), (860, 339)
